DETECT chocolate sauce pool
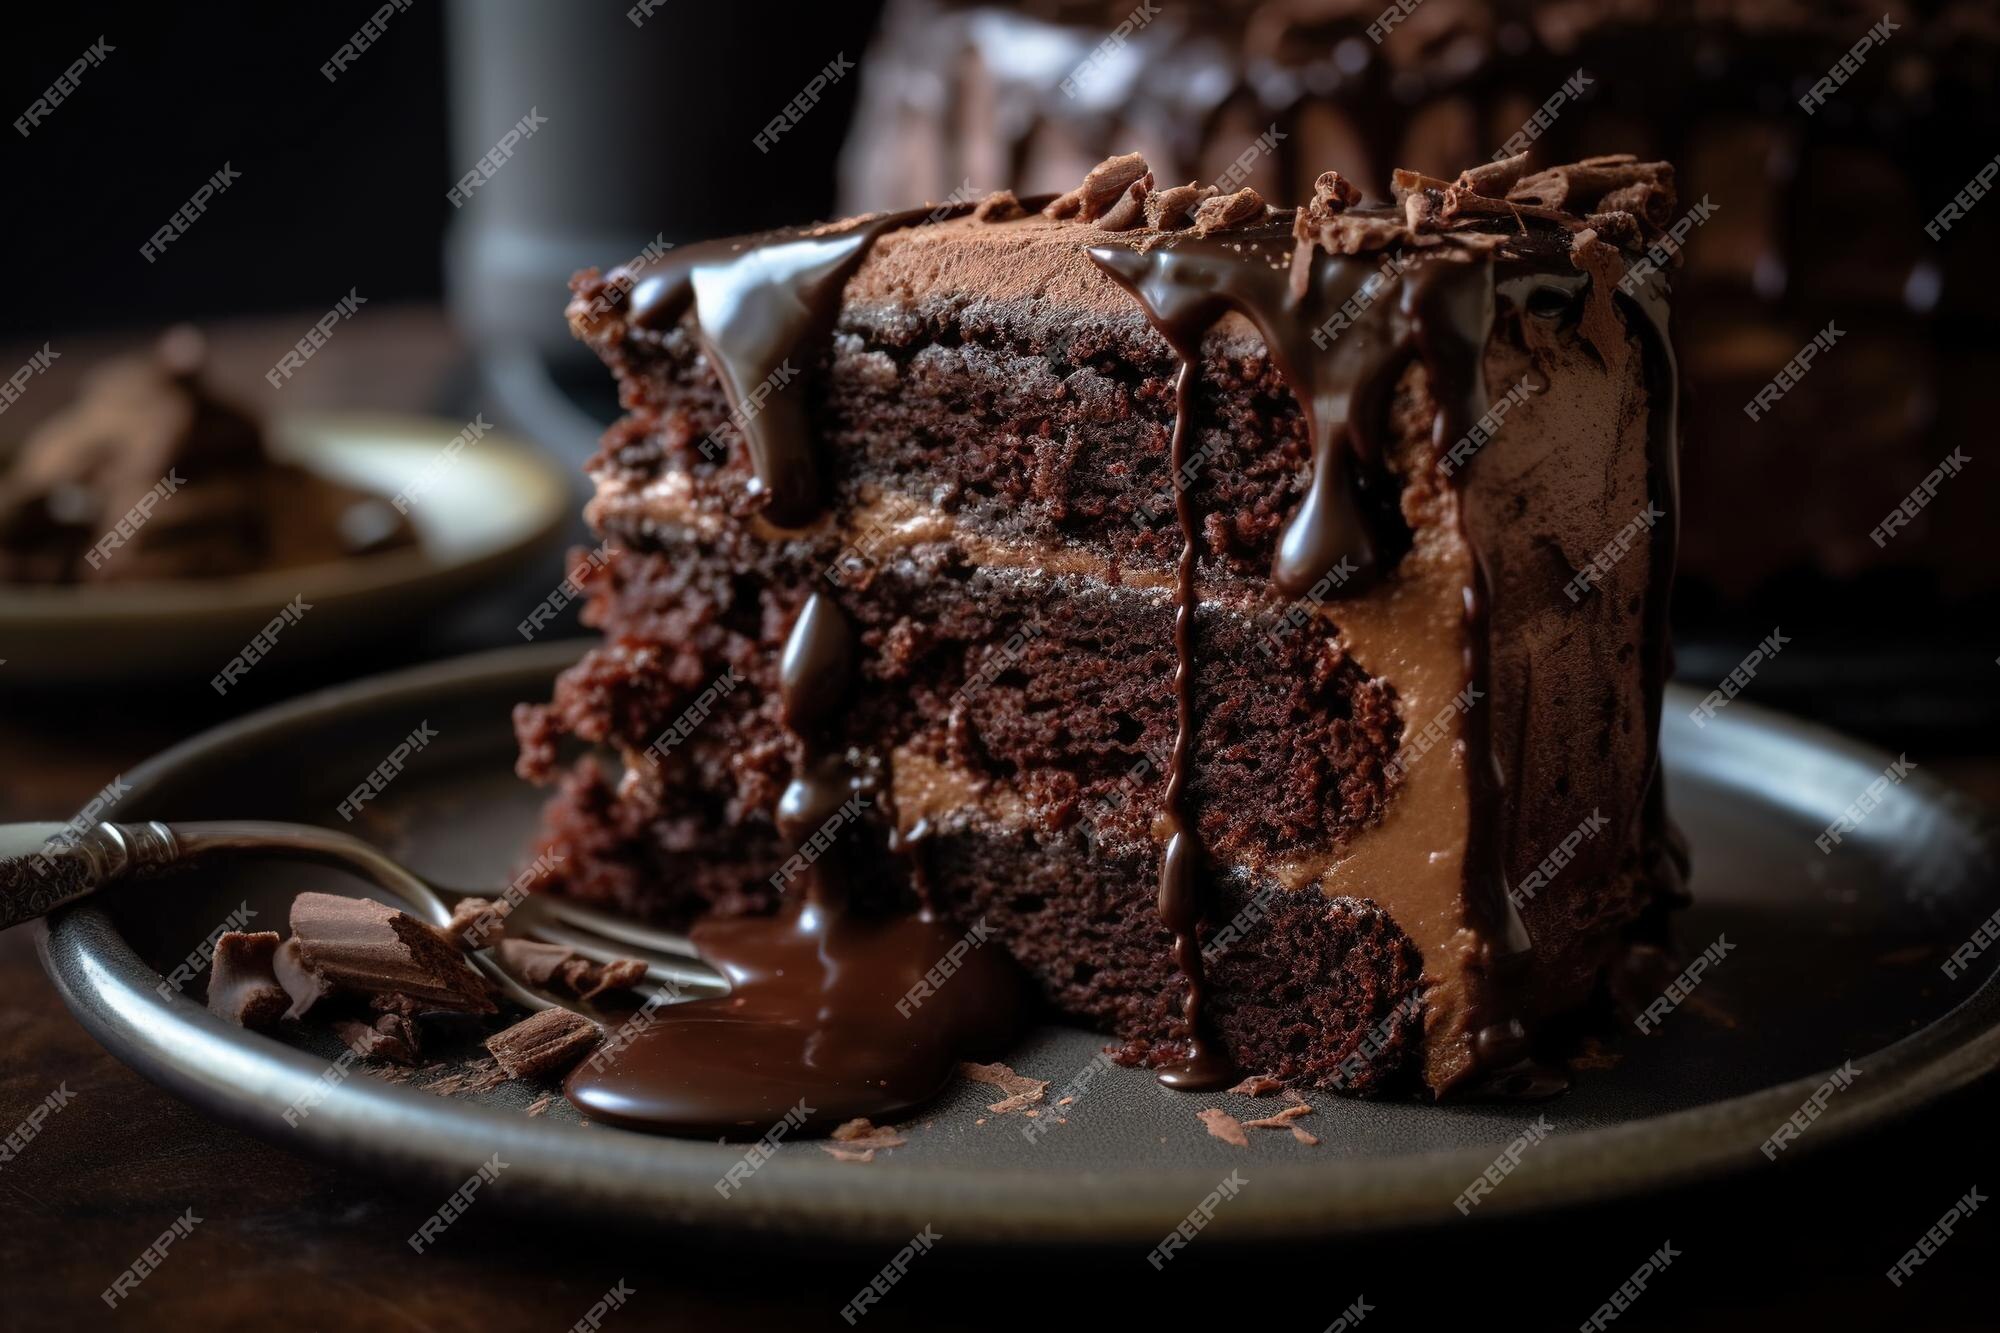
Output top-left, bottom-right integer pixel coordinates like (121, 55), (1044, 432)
(565, 592), (1031, 1136)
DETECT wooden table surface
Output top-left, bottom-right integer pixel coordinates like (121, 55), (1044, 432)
(4, 319), (1998, 1331)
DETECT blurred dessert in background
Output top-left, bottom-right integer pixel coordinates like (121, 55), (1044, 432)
(0, 326), (415, 584)
(840, 0), (2000, 714)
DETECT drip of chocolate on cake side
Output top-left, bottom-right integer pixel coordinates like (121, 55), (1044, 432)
(562, 210), (1032, 1137)
(543, 148), (1685, 1132)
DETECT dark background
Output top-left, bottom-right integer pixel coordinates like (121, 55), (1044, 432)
(0, 1), (882, 340)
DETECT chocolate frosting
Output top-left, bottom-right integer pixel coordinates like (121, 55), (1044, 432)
(564, 147), (1679, 1125)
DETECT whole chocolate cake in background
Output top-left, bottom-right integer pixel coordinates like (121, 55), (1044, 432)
(516, 148), (1685, 1105)
(840, 0), (2000, 738)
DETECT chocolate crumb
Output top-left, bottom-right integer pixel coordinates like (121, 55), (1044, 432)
(822, 1145), (877, 1163)
(333, 1016), (420, 1065)
(1191, 187), (1265, 236)
(972, 190), (1026, 223)
(1197, 1107), (1249, 1147)
(485, 1007), (601, 1081)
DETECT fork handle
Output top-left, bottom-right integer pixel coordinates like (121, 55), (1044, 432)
(0, 820), (188, 932)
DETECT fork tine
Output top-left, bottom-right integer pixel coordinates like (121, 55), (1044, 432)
(507, 901), (728, 996)
(530, 894), (703, 959)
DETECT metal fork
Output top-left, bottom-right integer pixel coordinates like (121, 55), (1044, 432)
(0, 819), (728, 1015)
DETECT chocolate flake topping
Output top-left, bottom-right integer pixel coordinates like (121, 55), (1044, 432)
(1146, 181), (1217, 230)
(1043, 151), (1150, 221)
(1191, 186), (1267, 236)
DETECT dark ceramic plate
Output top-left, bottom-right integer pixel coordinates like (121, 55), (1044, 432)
(37, 643), (2000, 1245)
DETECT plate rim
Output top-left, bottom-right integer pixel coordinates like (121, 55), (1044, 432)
(35, 642), (2000, 1244)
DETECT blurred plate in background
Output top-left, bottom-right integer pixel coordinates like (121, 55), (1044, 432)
(0, 412), (570, 684)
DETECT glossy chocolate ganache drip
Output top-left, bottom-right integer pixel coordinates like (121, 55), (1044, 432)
(563, 589), (1031, 1137)
(1089, 214), (1532, 1088)
(568, 151), (1680, 1130)
(567, 203), (1034, 1137)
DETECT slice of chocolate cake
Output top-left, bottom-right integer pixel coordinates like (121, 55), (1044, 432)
(516, 151), (1685, 1109)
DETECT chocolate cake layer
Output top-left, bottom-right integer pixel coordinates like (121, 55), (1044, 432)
(521, 152), (1683, 1097)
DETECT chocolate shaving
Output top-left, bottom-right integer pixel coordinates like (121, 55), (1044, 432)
(497, 938), (648, 1002)
(1308, 169), (1361, 216)
(420, 1057), (509, 1098)
(524, 1093), (556, 1117)
(288, 892), (495, 1014)
(1094, 174), (1153, 232)
(205, 931), (289, 1032)
(1508, 157), (1674, 231)
(1242, 1103), (1312, 1130)
(972, 190), (1026, 223)
(1438, 189), (1582, 232)
(442, 895), (505, 949)
(1305, 211), (1414, 256)
(830, 1118), (908, 1151)
(1454, 151), (1534, 198)
(1290, 1125), (1320, 1146)
(497, 938), (570, 986)
(1402, 188), (1438, 233)
(484, 1007), (601, 1081)
(580, 958), (648, 1001)
(1582, 210), (1642, 250)
(1044, 152), (1150, 222)
(1197, 1107), (1249, 1147)
(958, 1060), (1047, 1113)
(1146, 182), (1216, 230)
(1227, 1074), (1286, 1097)
(1191, 187), (1266, 237)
